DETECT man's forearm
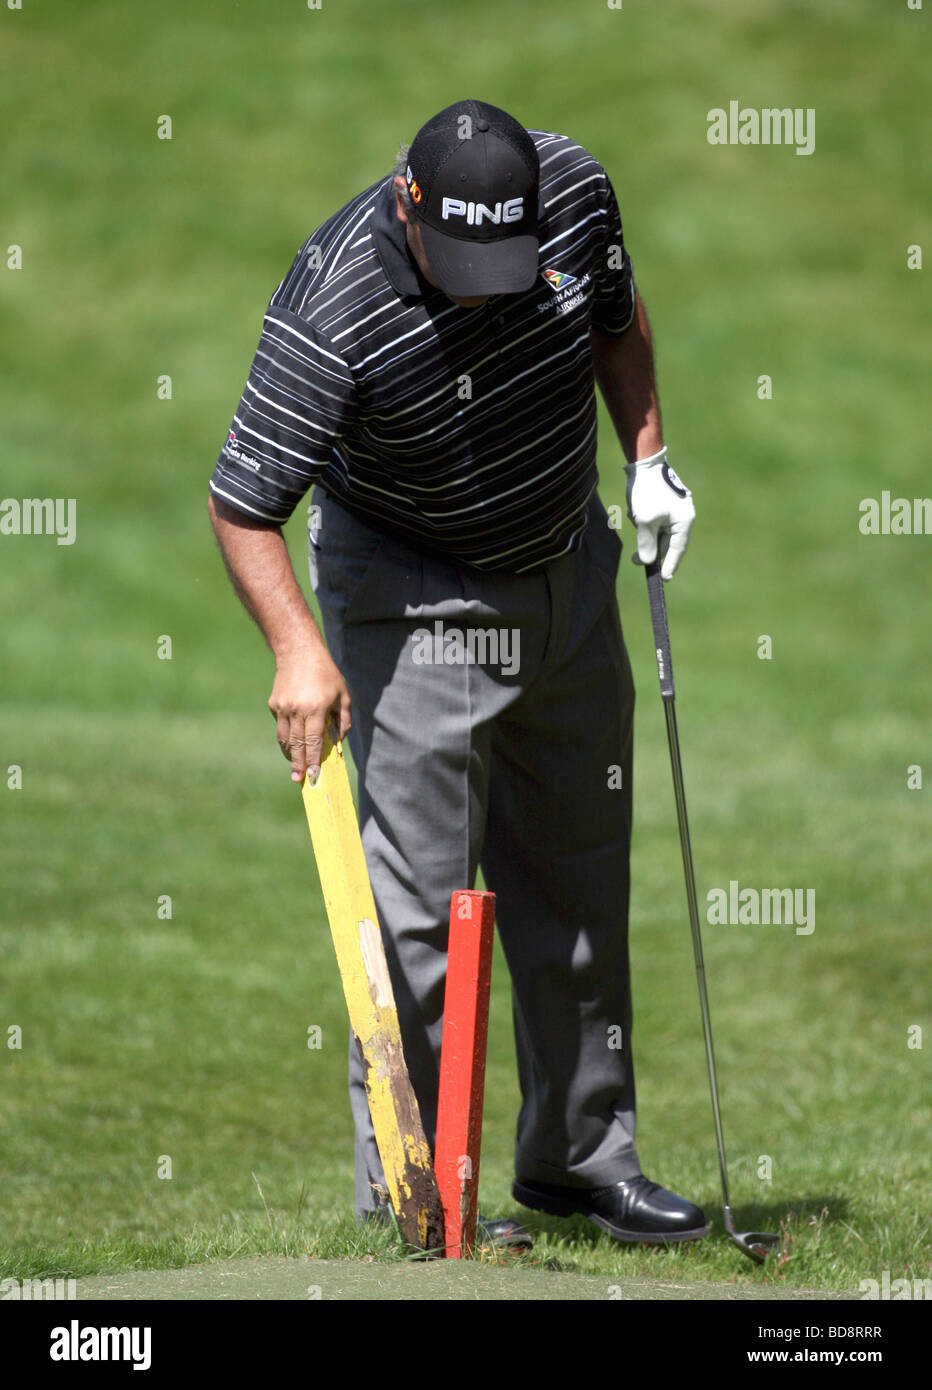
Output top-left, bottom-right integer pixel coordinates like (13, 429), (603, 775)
(591, 291), (663, 462)
(207, 493), (325, 660)
(208, 492), (352, 781)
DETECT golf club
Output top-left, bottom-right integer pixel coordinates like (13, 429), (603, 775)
(644, 558), (780, 1266)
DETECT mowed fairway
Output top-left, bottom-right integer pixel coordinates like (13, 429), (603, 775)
(1, 0), (929, 1298)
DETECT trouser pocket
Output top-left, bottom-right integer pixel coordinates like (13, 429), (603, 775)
(308, 487), (388, 622)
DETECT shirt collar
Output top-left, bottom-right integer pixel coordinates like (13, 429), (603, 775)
(371, 176), (548, 303)
(372, 178), (435, 300)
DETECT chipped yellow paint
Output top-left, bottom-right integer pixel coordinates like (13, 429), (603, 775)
(301, 735), (444, 1251)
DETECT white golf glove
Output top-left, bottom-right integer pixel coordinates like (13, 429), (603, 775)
(624, 446), (695, 581)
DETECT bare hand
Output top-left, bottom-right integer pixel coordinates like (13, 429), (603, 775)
(268, 652), (351, 784)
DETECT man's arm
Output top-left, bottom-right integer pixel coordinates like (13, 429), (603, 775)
(590, 290), (662, 463)
(591, 291), (695, 580)
(208, 493), (351, 783)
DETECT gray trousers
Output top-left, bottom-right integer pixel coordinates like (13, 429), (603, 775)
(308, 486), (640, 1217)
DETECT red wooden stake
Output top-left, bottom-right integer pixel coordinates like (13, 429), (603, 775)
(435, 889), (495, 1258)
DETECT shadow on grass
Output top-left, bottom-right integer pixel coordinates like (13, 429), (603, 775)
(500, 1193), (852, 1276)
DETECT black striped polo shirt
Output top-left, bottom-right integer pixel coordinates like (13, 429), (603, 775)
(209, 130), (636, 572)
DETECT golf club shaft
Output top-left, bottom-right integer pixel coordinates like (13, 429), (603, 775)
(645, 561), (732, 1214)
(661, 698), (732, 1213)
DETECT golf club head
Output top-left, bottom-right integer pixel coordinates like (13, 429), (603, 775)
(724, 1207), (780, 1264)
(728, 1230), (780, 1265)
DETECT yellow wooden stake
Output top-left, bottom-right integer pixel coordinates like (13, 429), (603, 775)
(301, 734), (445, 1253)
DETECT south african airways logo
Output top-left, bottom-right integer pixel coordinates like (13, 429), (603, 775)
(542, 268), (577, 292)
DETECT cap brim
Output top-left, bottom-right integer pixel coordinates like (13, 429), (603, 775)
(418, 224), (539, 297)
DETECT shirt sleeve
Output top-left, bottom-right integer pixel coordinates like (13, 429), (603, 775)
(209, 306), (356, 523)
(589, 170), (637, 336)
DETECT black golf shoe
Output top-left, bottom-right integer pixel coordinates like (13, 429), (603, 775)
(512, 1175), (709, 1245)
(477, 1213), (534, 1252)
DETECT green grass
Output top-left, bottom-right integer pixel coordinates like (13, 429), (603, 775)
(1, 0), (930, 1295)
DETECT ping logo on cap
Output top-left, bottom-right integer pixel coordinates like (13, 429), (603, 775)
(404, 101), (540, 294)
(440, 196), (524, 226)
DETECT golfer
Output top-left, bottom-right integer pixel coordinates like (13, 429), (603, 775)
(209, 100), (704, 1248)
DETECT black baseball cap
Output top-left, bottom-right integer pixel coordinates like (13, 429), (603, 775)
(404, 100), (540, 297)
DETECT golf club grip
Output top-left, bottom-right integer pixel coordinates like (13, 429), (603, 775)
(645, 560), (675, 701)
